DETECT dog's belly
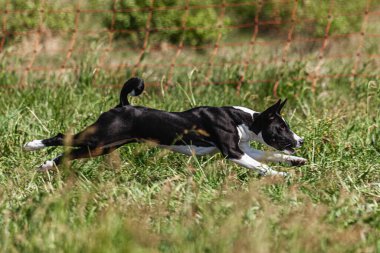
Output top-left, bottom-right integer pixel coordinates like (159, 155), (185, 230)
(159, 145), (218, 156)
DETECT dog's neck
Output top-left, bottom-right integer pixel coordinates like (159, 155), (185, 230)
(233, 106), (266, 144)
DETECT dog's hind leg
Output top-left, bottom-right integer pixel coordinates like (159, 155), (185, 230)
(24, 133), (66, 151)
(38, 143), (127, 171)
(24, 123), (110, 151)
(24, 133), (82, 151)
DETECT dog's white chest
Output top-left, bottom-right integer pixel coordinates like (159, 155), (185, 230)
(236, 124), (252, 142)
(236, 124), (265, 144)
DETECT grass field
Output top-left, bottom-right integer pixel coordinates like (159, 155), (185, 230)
(1, 57), (380, 252)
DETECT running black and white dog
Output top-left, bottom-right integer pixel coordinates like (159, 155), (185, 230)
(24, 77), (307, 176)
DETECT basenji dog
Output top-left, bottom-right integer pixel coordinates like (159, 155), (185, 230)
(24, 77), (307, 176)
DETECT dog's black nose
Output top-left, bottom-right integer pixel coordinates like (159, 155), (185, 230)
(299, 138), (304, 146)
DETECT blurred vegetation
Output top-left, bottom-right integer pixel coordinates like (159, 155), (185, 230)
(1, 0), (74, 40)
(229, 0), (370, 36)
(103, 0), (225, 47)
(297, 0), (369, 36)
(0, 0), (377, 47)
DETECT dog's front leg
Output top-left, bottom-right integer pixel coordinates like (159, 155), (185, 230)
(230, 153), (288, 177)
(240, 143), (307, 166)
(213, 131), (287, 177)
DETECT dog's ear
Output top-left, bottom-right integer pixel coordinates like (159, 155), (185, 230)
(262, 99), (282, 120)
(277, 98), (287, 114)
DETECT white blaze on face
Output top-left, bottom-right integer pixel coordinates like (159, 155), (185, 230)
(292, 131), (303, 147)
(281, 116), (303, 148)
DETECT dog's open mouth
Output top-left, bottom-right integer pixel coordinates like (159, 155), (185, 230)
(283, 145), (296, 155)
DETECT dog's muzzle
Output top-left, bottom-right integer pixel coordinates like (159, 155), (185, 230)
(283, 137), (304, 154)
(296, 138), (304, 148)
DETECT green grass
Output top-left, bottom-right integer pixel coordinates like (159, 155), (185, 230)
(1, 61), (380, 252)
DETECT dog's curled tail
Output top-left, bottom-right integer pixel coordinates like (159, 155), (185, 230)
(117, 77), (145, 107)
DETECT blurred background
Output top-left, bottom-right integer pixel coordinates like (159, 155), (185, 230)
(0, 0), (379, 92)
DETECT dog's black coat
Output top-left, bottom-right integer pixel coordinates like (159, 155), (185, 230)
(25, 77), (305, 175)
(44, 105), (258, 160)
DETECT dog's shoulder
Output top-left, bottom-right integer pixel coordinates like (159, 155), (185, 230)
(223, 106), (258, 124)
(231, 106), (256, 117)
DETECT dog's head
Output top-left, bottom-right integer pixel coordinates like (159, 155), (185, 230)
(252, 99), (304, 154)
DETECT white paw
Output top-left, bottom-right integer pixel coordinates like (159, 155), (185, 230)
(38, 160), (56, 171)
(23, 140), (45, 151)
